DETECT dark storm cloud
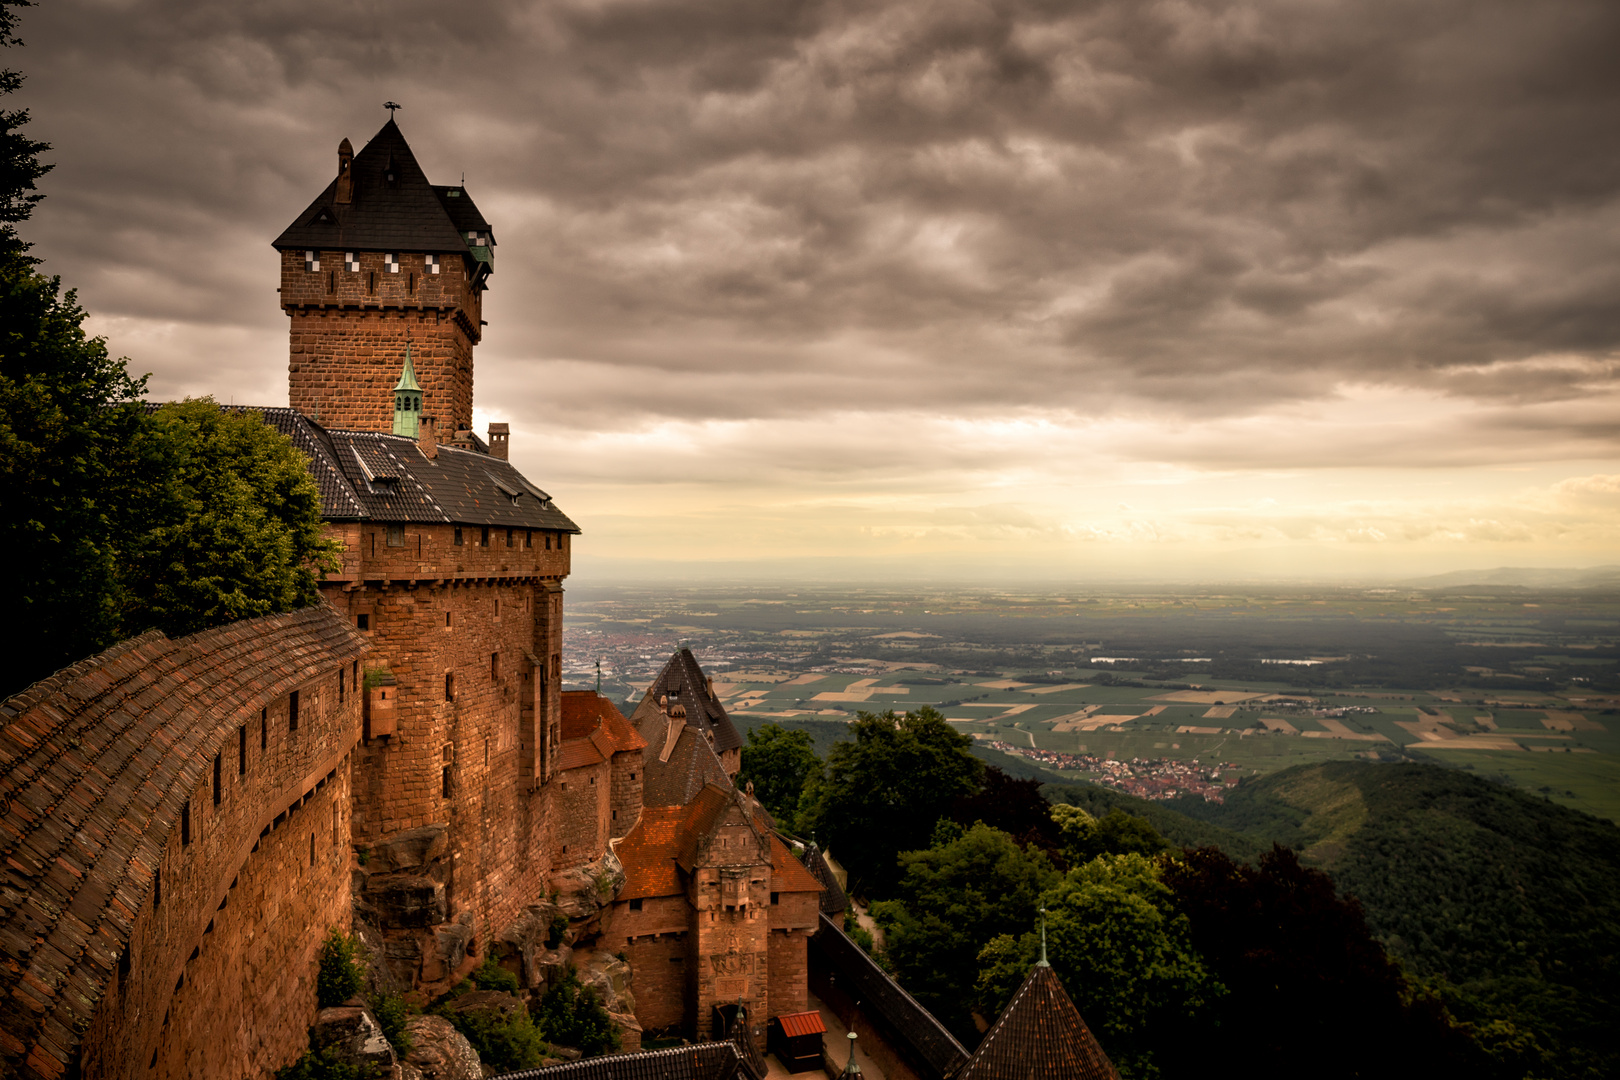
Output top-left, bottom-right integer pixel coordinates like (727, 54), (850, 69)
(18, 0), (1620, 438)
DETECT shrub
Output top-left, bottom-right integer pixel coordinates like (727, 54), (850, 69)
(538, 965), (620, 1056)
(546, 913), (569, 949)
(274, 1046), (373, 1080)
(371, 993), (413, 1058)
(448, 1004), (549, 1072)
(316, 929), (364, 1008)
(471, 957), (520, 994)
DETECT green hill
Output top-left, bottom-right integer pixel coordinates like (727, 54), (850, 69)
(1175, 761), (1620, 1077)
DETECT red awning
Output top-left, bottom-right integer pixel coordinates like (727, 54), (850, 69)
(776, 1011), (827, 1038)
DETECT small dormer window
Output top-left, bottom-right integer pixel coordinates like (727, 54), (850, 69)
(345, 252), (359, 272)
(385, 254), (399, 273)
(426, 254), (440, 275)
(305, 250), (320, 272)
(447, 188), (461, 198)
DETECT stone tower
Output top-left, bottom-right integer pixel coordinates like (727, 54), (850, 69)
(272, 119), (494, 434)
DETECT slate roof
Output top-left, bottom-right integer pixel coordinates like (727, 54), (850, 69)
(769, 836), (825, 895)
(630, 650), (741, 755)
(641, 723), (733, 809)
(272, 119), (494, 265)
(0, 606), (367, 1080)
(956, 964), (1119, 1080)
(246, 407), (579, 532)
(499, 1041), (746, 1080)
(558, 692), (648, 771)
(810, 914), (969, 1080)
(801, 843), (849, 916)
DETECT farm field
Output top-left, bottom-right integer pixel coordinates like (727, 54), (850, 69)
(563, 580), (1620, 820)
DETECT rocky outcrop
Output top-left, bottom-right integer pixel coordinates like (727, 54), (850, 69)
(355, 824), (472, 987)
(494, 902), (575, 991)
(312, 1003), (397, 1073)
(579, 950), (642, 1052)
(548, 851), (625, 922)
(399, 1015), (483, 1080)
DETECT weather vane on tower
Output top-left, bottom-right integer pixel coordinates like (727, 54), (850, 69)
(384, 101), (402, 117)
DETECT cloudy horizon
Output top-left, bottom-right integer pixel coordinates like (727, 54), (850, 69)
(18, 0), (1620, 582)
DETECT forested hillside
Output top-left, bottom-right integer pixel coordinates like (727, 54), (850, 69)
(1174, 761), (1620, 1078)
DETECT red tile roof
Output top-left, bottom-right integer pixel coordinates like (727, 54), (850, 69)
(775, 1011), (826, 1038)
(615, 806), (688, 900)
(559, 692), (648, 774)
(770, 835), (825, 894)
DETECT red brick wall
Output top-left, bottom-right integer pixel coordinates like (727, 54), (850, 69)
(609, 750), (642, 838)
(622, 933), (690, 1032)
(553, 760), (609, 865)
(281, 249), (483, 434)
(767, 929), (809, 1018)
(82, 678), (360, 1080)
(330, 524), (568, 965)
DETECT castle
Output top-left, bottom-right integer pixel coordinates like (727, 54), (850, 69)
(0, 119), (1118, 1080)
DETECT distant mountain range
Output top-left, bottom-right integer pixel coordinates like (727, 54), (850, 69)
(1400, 565), (1620, 589)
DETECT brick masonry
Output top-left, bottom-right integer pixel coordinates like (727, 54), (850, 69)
(282, 249), (482, 434)
(0, 608), (366, 1080)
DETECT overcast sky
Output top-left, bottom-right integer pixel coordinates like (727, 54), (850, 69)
(18, 0), (1620, 581)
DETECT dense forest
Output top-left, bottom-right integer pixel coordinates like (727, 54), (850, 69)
(742, 715), (1620, 1080)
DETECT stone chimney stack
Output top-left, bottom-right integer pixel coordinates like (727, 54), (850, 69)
(488, 422), (510, 461)
(418, 415), (437, 460)
(335, 138), (354, 204)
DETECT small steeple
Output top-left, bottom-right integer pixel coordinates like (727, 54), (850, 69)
(392, 344), (423, 437)
(1038, 906), (1050, 968)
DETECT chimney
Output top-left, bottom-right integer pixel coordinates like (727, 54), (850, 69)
(488, 422), (509, 461)
(418, 415), (437, 460)
(335, 138), (354, 204)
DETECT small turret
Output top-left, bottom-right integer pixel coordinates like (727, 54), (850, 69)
(392, 345), (423, 437)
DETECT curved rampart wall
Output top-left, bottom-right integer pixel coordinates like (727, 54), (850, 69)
(0, 606), (366, 1080)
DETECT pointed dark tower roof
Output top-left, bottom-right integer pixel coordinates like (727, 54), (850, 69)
(631, 648), (742, 755)
(802, 842), (849, 916)
(272, 119), (494, 264)
(956, 964), (1120, 1080)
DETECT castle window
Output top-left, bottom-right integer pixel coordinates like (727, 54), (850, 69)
(445, 673), (455, 701)
(181, 800), (191, 845)
(525, 530), (533, 548)
(446, 611), (453, 628)
(338, 668), (345, 703)
(239, 725), (247, 775)
(213, 753), (221, 805)
(386, 524), (405, 547)
(454, 526), (463, 546)
(305, 250), (320, 272)
(426, 254), (440, 275)
(506, 527), (514, 548)
(771, 892), (779, 905)
(494, 598), (501, 617)
(289, 690), (300, 733)
(153, 866), (161, 908)
(345, 252), (359, 272)
(385, 253), (399, 273)
(357, 614), (369, 631)
(261, 709), (267, 750)
(442, 766), (453, 799)
(491, 652), (500, 681)
(480, 526), (490, 547)
(545, 533), (552, 551)
(629, 898), (643, 911)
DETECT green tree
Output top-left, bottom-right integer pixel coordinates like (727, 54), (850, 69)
(738, 722), (821, 832)
(0, 0), (50, 263)
(804, 706), (984, 895)
(125, 399), (337, 637)
(1, 266), (154, 691)
(1051, 804), (1169, 864)
(315, 928), (364, 1008)
(977, 854), (1221, 1079)
(871, 823), (1059, 1041)
(537, 965), (619, 1057)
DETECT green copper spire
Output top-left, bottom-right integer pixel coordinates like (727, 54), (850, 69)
(1037, 906), (1050, 967)
(392, 343), (423, 437)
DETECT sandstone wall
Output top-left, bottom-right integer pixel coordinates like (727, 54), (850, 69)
(0, 608), (366, 1080)
(280, 249), (483, 434)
